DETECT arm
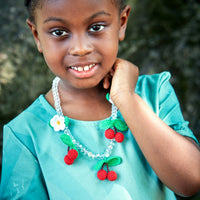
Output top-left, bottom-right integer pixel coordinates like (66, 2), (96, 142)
(0, 125), (49, 200)
(108, 58), (200, 196)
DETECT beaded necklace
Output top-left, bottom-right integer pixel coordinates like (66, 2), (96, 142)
(49, 77), (128, 181)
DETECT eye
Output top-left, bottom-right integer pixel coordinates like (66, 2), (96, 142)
(51, 29), (68, 37)
(89, 24), (105, 33)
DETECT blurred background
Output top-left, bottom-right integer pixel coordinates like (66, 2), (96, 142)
(0, 0), (199, 199)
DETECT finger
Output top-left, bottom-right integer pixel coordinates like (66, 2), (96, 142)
(109, 68), (115, 76)
(103, 73), (112, 89)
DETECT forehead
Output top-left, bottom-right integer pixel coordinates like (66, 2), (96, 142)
(35, 0), (119, 23)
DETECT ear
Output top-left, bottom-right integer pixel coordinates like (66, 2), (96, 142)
(26, 19), (43, 53)
(118, 5), (131, 41)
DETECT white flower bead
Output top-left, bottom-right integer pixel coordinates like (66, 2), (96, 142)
(50, 115), (66, 131)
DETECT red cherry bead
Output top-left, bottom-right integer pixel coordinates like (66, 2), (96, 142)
(68, 149), (78, 160)
(97, 169), (107, 180)
(107, 171), (117, 181)
(105, 129), (115, 139)
(115, 132), (124, 143)
(64, 155), (74, 165)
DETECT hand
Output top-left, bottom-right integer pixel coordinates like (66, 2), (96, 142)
(103, 58), (139, 107)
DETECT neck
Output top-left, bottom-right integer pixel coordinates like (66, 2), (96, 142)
(59, 80), (107, 103)
(46, 79), (111, 121)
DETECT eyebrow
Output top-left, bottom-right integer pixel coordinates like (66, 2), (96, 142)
(43, 17), (68, 25)
(43, 11), (111, 24)
(87, 11), (111, 22)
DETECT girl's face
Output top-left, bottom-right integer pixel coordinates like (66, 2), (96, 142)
(28, 0), (130, 89)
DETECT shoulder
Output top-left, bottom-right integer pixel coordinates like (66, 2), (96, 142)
(3, 95), (56, 155)
(7, 95), (43, 125)
(135, 71), (172, 113)
(5, 95), (55, 134)
(137, 71), (171, 88)
(136, 71), (172, 95)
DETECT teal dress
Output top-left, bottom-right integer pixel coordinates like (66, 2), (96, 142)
(0, 72), (198, 200)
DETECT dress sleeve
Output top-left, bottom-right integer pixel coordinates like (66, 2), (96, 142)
(0, 125), (49, 200)
(158, 72), (199, 144)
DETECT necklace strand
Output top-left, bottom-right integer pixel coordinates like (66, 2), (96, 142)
(52, 77), (118, 160)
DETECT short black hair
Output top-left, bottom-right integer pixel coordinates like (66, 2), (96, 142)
(25, 0), (127, 23)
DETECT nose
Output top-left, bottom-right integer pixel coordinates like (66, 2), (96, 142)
(68, 34), (93, 56)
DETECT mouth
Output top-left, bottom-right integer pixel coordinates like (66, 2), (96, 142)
(67, 63), (98, 79)
(69, 64), (96, 72)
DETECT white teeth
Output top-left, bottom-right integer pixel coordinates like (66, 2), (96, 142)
(70, 64), (95, 72)
(71, 67), (78, 70)
(78, 67), (83, 72)
(83, 66), (89, 71)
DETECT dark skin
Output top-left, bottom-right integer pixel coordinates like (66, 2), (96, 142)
(27, 0), (200, 196)
(46, 83), (112, 121)
(28, 0), (130, 120)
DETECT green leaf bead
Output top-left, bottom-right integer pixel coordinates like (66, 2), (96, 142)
(107, 156), (122, 167)
(60, 134), (73, 147)
(106, 93), (110, 102)
(72, 144), (79, 153)
(99, 119), (114, 130)
(65, 116), (69, 126)
(114, 119), (128, 131)
(94, 159), (107, 170)
(49, 120), (53, 128)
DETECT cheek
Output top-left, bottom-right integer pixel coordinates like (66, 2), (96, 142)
(105, 28), (119, 54)
(41, 41), (65, 68)
(100, 34), (119, 61)
(43, 49), (58, 68)
(42, 50), (66, 78)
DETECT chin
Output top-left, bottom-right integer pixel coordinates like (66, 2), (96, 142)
(72, 80), (102, 90)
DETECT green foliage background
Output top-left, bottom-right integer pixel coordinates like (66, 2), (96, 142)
(0, 0), (199, 199)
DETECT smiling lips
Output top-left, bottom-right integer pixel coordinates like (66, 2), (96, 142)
(69, 63), (96, 72)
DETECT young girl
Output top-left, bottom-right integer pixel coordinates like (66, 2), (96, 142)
(1, 0), (200, 199)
